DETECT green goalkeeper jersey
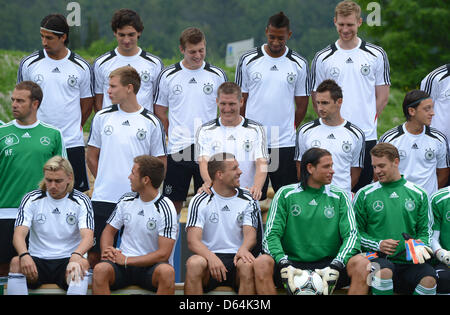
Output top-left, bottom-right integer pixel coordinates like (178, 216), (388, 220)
(353, 176), (432, 264)
(0, 120), (66, 218)
(263, 183), (360, 266)
(430, 187), (450, 251)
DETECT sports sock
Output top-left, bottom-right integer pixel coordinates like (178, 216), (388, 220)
(6, 273), (28, 295)
(371, 275), (393, 295)
(414, 284), (436, 295)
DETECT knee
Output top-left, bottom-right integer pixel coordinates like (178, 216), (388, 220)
(92, 262), (114, 282)
(347, 255), (371, 280)
(154, 264), (175, 287)
(420, 276), (436, 289)
(253, 255), (274, 280)
(236, 260), (254, 281)
(185, 255), (207, 277)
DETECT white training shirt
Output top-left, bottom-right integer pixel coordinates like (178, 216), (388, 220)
(195, 117), (269, 189)
(235, 45), (309, 148)
(186, 188), (260, 254)
(17, 49), (93, 148)
(88, 105), (166, 203)
(420, 64), (450, 141)
(154, 61), (227, 154)
(15, 189), (94, 260)
(93, 48), (163, 111)
(295, 118), (365, 193)
(107, 192), (178, 258)
(379, 123), (450, 196)
(310, 38), (390, 141)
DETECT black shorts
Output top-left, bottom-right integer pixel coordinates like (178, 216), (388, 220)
(66, 146), (90, 192)
(28, 256), (71, 291)
(371, 258), (437, 294)
(101, 260), (165, 292)
(273, 257), (351, 290)
(263, 147), (297, 195)
(0, 219), (17, 264)
(163, 145), (203, 202)
(435, 263), (450, 294)
(91, 201), (118, 253)
(352, 140), (376, 193)
(204, 253), (239, 293)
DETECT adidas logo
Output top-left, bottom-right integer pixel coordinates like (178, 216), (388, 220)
(309, 199), (318, 206)
(327, 134), (336, 139)
(138, 209), (144, 216)
(412, 143), (419, 149)
(122, 120), (130, 126)
(52, 67), (61, 73)
(189, 78), (197, 84)
(346, 57), (353, 64)
(52, 208), (61, 214)
(270, 65), (279, 71)
(22, 132), (31, 138)
(389, 192), (399, 199)
(221, 205), (230, 212)
(227, 135), (236, 141)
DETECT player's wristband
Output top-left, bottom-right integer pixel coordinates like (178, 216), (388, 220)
(71, 252), (84, 258)
(19, 252), (30, 259)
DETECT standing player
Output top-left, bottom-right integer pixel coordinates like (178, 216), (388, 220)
(421, 64), (450, 143)
(295, 79), (365, 195)
(310, 1), (390, 192)
(0, 81), (66, 277)
(154, 27), (227, 214)
(17, 14), (93, 193)
(92, 155), (177, 295)
(6, 156), (93, 295)
(254, 148), (369, 295)
(185, 153), (260, 294)
(379, 90), (449, 196)
(196, 82), (269, 201)
(430, 187), (450, 294)
(354, 143), (436, 295)
(93, 8), (163, 112)
(87, 66), (166, 267)
(235, 12), (309, 195)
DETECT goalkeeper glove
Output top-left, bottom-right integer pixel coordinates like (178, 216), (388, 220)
(280, 265), (305, 295)
(315, 260), (343, 295)
(436, 249), (450, 266)
(402, 233), (433, 264)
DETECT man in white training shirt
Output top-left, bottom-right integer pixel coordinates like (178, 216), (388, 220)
(93, 9), (163, 112)
(235, 12), (309, 196)
(17, 14), (94, 193)
(154, 27), (227, 214)
(185, 153), (260, 294)
(296, 79), (365, 195)
(310, 1), (390, 192)
(196, 82), (269, 201)
(379, 90), (449, 196)
(92, 155), (177, 295)
(7, 156), (94, 295)
(87, 66), (166, 267)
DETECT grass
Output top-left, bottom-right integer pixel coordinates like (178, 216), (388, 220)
(0, 49), (405, 137)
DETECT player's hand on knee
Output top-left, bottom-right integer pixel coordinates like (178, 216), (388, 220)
(66, 262), (82, 284)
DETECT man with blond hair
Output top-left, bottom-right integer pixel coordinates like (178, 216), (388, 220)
(310, 1), (390, 193)
(7, 156), (94, 295)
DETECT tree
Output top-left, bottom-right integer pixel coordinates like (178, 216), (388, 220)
(357, 0), (450, 90)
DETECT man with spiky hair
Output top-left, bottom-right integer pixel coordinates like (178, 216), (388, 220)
(236, 11), (309, 197)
